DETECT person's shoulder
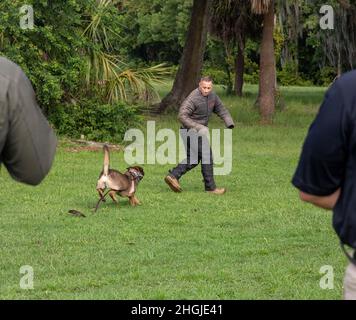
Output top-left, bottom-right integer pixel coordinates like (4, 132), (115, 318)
(209, 91), (222, 104)
(186, 88), (200, 100)
(332, 70), (356, 91)
(323, 70), (356, 108)
(0, 57), (21, 73)
(191, 88), (200, 96)
(211, 91), (220, 98)
(322, 71), (356, 122)
(0, 57), (23, 83)
(338, 70), (356, 82)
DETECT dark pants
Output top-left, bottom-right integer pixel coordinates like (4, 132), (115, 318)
(169, 129), (216, 191)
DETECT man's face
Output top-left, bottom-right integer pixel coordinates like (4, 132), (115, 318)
(199, 81), (213, 97)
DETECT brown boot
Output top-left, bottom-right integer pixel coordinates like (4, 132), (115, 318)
(164, 175), (182, 193)
(207, 188), (226, 195)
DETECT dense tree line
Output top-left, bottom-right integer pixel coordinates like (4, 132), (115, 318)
(0, 0), (355, 129)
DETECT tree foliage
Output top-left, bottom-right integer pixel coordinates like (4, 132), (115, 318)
(1, 0), (354, 127)
(0, 0), (171, 112)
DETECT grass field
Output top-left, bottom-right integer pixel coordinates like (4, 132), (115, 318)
(0, 83), (346, 299)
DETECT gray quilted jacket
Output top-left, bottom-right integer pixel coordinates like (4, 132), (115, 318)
(178, 88), (235, 130)
(0, 57), (57, 185)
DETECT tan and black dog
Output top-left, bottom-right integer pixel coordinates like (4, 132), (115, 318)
(95, 145), (144, 211)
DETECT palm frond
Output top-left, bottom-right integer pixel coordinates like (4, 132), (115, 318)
(82, 0), (172, 104)
(82, 0), (120, 50)
(106, 63), (171, 104)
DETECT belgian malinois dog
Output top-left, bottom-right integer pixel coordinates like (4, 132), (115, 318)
(95, 145), (144, 211)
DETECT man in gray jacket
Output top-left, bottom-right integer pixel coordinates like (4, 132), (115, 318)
(165, 77), (234, 195)
(0, 57), (57, 186)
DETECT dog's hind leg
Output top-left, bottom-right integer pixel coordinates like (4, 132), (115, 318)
(94, 189), (110, 212)
(109, 190), (119, 204)
(97, 188), (106, 202)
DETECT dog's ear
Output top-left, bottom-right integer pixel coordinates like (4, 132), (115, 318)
(136, 166), (144, 176)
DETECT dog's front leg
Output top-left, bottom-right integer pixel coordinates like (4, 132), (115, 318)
(133, 196), (141, 206)
(129, 195), (141, 206)
(129, 196), (137, 207)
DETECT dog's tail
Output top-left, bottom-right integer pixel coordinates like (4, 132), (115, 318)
(103, 144), (110, 176)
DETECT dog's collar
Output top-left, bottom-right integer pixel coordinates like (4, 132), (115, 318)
(126, 170), (143, 183)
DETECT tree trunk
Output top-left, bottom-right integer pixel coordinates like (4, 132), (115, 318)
(337, 45), (342, 76)
(155, 0), (211, 113)
(258, 0), (276, 124)
(223, 41), (233, 95)
(235, 35), (245, 97)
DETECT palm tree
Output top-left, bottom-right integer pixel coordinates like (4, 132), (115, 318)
(155, 0), (212, 113)
(251, 0), (276, 123)
(83, 0), (170, 105)
(210, 0), (261, 96)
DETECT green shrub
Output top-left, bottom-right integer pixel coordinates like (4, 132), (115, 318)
(278, 62), (313, 86)
(315, 66), (337, 86)
(0, 1), (89, 114)
(49, 100), (143, 143)
(201, 67), (230, 85)
(243, 56), (259, 84)
(244, 72), (259, 85)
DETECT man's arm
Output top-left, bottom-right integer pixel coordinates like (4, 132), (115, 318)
(213, 95), (235, 128)
(292, 80), (347, 209)
(299, 188), (341, 210)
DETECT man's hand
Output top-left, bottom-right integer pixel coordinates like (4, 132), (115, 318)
(299, 188), (341, 210)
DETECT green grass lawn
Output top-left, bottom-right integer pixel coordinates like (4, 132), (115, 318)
(0, 83), (346, 299)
